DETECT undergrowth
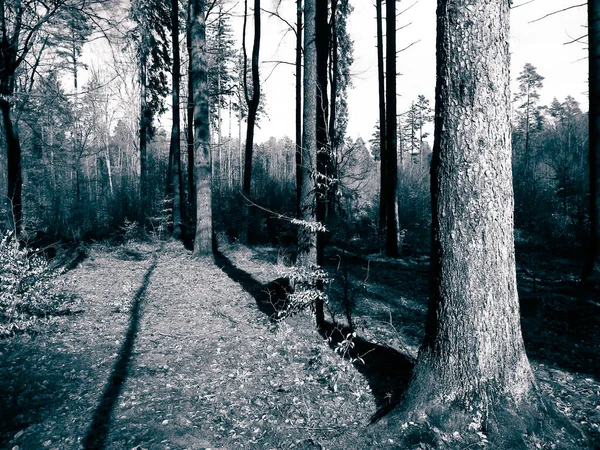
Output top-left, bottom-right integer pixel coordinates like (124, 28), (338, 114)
(0, 232), (73, 337)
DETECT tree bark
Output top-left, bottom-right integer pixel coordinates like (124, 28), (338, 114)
(171, 0), (183, 239)
(191, 0), (213, 256)
(327, 0), (338, 220)
(403, 1), (555, 441)
(298, 0), (317, 268)
(584, 0), (600, 279)
(187, 2), (196, 225)
(295, 0), (303, 218)
(240, 0), (261, 244)
(314, 0), (329, 331)
(139, 36), (149, 228)
(385, 0), (398, 257)
(0, 99), (22, 234)
(376, 0), (386, 253)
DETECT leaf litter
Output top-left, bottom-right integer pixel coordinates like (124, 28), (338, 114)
(0, 240), (598, 449)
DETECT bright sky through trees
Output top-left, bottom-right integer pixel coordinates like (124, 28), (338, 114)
(79, 0), (588, 144)
(256, 0), (588, 144)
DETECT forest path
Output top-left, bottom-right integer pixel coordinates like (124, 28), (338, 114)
(0, 241), (374, 450)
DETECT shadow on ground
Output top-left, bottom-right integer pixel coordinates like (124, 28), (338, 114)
(82, 256), (158, 450)
(318, 322), (415, 422)
(0, 351), (75, 447)
(213, 246), (291, 321)
(213, 245), (415, 421)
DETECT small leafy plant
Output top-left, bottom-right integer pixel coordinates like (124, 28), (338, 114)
(274, 264), (331, 321)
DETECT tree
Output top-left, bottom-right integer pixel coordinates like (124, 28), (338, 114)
(298, 0), (317, 267)
(207, 5), (236, 163)
(50, 7), (93, 91)
(313, 0), (329, 330)
(402, 0), (565, 444)
(375, 0), (386, 252)
(295, 0), (303, 218)
(514, 63), (545, 192)
(583, 0), (600, 279)
(186, 0), (195, 224)
(170, 0), (183, 239)
(385, 0), (398, 256)
(240, 0), (261, 244)
(415, 94), (433, 166)
(0, 0), (74, 232)
(129, 0), (170, 227)
(191, 0), (212, 255)
(327, 0), (353, 220)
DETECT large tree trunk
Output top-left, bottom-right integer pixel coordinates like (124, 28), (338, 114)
(187, 2), (196, 225)
(376, 0), (386, 253)
(240, 0), (261, 244)
(402, 1), (563, 442)
(0, 99), (22, 234)
(191, 0), (213, 256)
(171, 0), (183, 239)
(298, 0), (317, 268)
(385, 0), (398, 257)
(584, 0), (600, 279)
(314, 0), (329, 331)
(295, 0), (303, 218)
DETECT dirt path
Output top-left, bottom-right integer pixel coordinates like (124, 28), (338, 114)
(0, 242), (374, 450)
(1, 241), (599, 449)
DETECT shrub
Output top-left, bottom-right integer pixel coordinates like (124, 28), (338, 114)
(0, 232), (70, 337)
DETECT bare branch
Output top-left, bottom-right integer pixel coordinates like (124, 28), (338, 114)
(511, 0), (536, 9)
(397, 39), (420, 54)
(529, 3), (586, 24)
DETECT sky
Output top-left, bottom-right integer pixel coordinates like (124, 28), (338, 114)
(78, 0), (589, 144)
(253, 0), (588, 144)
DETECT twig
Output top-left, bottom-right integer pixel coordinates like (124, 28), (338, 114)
(529, 3), (586, 24)
(511, 0), (536, 9)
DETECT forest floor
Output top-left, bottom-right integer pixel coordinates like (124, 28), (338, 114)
(0, 239), (599, 449)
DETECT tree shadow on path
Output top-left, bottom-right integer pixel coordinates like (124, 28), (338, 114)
(82, 256), (158, 450)
(213, 246), (291, 321)
(213, 245), (414, 422)
(318, 322), (415, 422)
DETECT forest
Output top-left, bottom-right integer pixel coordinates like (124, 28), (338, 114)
(0, 0), (599, 448)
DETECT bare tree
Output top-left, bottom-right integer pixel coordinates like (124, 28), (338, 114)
(240, 0), (261, 243)
(385, 0), (399, 256)
(376, 0), (387, 252)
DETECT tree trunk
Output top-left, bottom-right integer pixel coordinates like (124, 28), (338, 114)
(295, 0), (303, 218)
(327, 0), (338, 220)
(139, 42), (149, 228)
(314, 0), (329, 331)
(191, 0), (213, 256)
(187, 2), (196, 225)
(376, 0), (386, 253)
(171, 0), (183, 239)
(403, 1), (559, 441)
(385, 0), (398, 257)
(298, 0), (317, 268)
(240, 0), (261, 244)
(584, 0), (600, 279)
(0, 99), (22, 234)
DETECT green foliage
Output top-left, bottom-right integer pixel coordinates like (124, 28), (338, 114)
(0, 232), (70, 337)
